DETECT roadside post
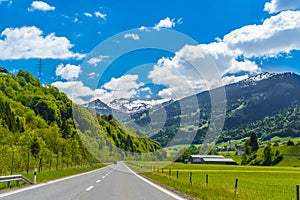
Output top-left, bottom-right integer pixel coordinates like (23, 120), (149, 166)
(206, 174), (208, 187)
(34, 168), (37, 185)
(235, 178), (239, 194)
(297, 184), (299, 200)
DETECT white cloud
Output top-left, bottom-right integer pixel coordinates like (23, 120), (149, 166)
(149, 11), (300, 100)
(99, 74), (144, 101)
(94, 11), (107, 20)
(264, 0), (300, 13)
(74, 18), (78, 23)
(52, 75), (145, 105)
(221, 74), (249, 86)
(28, 1), (55, 12)
(104, 74), (144, 92)
(139, 26), (150, 32)
(87, 55), (109, 66)
(124, 33), (140, 40)
(154, 17), (176, 30)
(55, 64), (82, 81)
(147, 42), (258, 99)
(51, 81), (94, 104)
(140, 87), (151, 92)
(84, 12), (92, 17)
(223, 10), (300, 58)
(148, 58), (201, 99)
(0, 26), (85, 60)
(88, 72), (99, 79)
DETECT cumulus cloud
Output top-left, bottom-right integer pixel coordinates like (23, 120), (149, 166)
(148, 57), (203, 99)
(103, 74), (144, 95)
(87, 55), (109, 66)
(0, 26), (85, 60)
(94, 11), (107, 20)
(52, 81), (94, 104)
(154, 17), (176, 30)
(264, 0), (300, 13)
(124, 33), (140, 40)
(55, 64), (82, 81)
(148, 10), (300, 100)
(223, 10), (300, 58)
(28, 1), (55, 12)
(52, 74), (145, 104)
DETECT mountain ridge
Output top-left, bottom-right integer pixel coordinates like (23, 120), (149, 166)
(148, 72), (300, 146)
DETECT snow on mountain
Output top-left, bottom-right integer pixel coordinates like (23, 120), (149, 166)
(108, 98), (172, 114)
(240, 72), (275, 87)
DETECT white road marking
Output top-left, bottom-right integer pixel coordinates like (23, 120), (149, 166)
(102, 176), (106, 179)
(0, 165), (112, 198)
(96, 179), (101, 183)
(85, 185), (94, 191)
(124, 163), (186, 200)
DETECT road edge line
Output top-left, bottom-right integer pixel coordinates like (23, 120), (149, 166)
(124, 163), (187, 200)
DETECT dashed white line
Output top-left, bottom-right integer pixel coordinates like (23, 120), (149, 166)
(96, 179), (101, 183)
(102, 176), (106, 179)
(85, 185), (94, 191)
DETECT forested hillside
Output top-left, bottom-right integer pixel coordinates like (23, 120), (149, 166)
(0, 68), (163, 174)
(149, 73), (300, 146)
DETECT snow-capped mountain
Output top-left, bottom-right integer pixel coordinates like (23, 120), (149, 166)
(108, 98), (151, 114)
(84, 72), (283, 116)
(108, 98), (172, 114)
(84, 98), (173, 115)
(239, 72), (275, 87)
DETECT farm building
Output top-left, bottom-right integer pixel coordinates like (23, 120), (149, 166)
(189, 155), (236, 165)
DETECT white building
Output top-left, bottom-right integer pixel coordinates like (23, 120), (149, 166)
(189, 155), (236, 165)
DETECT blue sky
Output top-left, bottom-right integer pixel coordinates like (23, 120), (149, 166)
(1, 0), (300, 104)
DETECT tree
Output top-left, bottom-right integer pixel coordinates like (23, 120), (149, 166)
(249, 133), (259, 152)
(30, 137), (40, 158)
(273, 141), (279, 146)
(287, 140), (294, 146)
(263, 145), (272, 166)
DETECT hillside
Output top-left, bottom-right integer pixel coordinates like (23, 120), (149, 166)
(147, 72), (300, 146)
(0, 69), (163, 174)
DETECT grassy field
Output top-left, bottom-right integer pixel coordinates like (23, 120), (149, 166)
(0, 163), (105, 192)
(128, 162), (300, 200)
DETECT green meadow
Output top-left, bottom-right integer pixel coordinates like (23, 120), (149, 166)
(129, 162), (300, 200)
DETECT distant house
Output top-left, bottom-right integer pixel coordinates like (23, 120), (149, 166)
(189, 155), (236, 165)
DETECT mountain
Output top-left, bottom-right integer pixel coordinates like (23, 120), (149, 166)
(0, 69), (164, 174)
(83, 99), (112, 114)
(109, 98), (152, 114)
(147, 72), (300, 146)
(84, 97), (173, 117)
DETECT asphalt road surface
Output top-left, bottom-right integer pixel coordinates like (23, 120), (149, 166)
(0, 162), (185, 200)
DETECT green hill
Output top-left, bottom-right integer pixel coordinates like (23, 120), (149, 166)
(148, 73), (300, 146)
(0, 69), (163, 174)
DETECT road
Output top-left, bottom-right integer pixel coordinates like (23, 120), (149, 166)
(0, 162), (185, 200)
